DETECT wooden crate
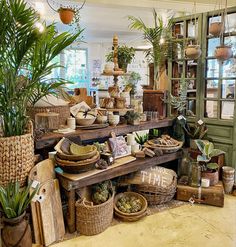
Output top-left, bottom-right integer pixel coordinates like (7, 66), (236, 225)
(143, 90), (167, 118)
(176, 182), (224, 207)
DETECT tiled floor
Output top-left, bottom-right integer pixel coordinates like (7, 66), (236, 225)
(48, 195), (236, 247)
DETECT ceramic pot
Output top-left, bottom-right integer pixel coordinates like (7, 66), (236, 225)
(201, 170), (219, 186)
(58, 8), (75, 24)
(108, 115), (120, 126)
(2, 212), (32, 247)
(214, 45), (233, 61)
(209, 22), (224, 36)
(185, 45), (202, 59)
(96, 115), (108, 124)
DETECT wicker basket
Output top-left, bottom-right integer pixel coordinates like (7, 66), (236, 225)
(0, 123), (34, 187)
(27, 105), (70, 126)
(75, 193), (114, 235)
(133, 176), (177, 206)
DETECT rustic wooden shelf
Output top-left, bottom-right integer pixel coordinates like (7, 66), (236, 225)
(35, 119), (173, 150)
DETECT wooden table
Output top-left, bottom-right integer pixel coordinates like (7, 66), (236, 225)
(56, 150), (182, 233)
(35, 119), (173, 150)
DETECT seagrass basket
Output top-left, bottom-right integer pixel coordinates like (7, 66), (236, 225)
(0, 122), (34, 187)
(27, 105), (70, 126)
(75, 192), (114, 235)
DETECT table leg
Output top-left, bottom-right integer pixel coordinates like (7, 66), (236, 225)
(65, 189), (76, 233)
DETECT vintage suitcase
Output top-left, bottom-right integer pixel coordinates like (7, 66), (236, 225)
(176, 182), (224, 207)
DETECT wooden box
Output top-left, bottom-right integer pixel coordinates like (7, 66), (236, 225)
(143, 90), (167, 118)
(176, 182), (224, 207)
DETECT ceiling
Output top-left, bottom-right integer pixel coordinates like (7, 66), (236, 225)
(29, 0), (235, 43)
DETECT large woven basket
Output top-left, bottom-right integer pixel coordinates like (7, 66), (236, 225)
(0, 124), (34, 187)
(75, 193), (114, 236)
(133, 176), (177, 205)
(27, 105), (70, 126)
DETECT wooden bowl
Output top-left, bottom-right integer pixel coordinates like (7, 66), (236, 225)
(76, 117), (96, 126)
(114, 192), (148, 217)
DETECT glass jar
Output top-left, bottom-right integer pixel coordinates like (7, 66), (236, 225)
(179, 148), (191, 178)
(189, 161), (201, 187)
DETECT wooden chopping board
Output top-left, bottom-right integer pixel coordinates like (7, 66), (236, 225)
(28, 159), (55, 245)
(38, 179), (65, 246)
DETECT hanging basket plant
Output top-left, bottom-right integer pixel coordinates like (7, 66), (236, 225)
(185, 44), (202, 59)
(209, 21), (224, 37)
(58, 8), (75, 24)
(214, 45), (233, 61)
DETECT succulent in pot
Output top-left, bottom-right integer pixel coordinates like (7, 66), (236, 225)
(185, 45), (202, 59)
(125, 111), (141, 125)
(214, 45), (233, 61)
(0, 181), (39, 247)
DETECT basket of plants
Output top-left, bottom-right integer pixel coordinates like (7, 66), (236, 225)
(144, 135), (183, 153)
(114, 192), (148, 222)
(75, 181), (114, 235)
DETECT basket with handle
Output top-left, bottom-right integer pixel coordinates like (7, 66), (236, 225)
(75, 191), (114, 235)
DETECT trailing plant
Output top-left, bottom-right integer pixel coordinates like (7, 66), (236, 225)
(135, 133), (149, 145)
(0, 0), (83, 137)
(169, 75), (188, 114)
(106, 45), (135, 71)
(194, 139), (225, 163)
(0, 181), (38, 219)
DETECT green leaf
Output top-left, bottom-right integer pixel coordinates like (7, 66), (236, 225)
(209, 149), (225, 158)
(195, 139), (205, 154)
(197, 154), (210, 162)
(204, 142), (214, 157)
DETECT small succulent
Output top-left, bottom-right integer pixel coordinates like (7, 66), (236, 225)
(135, 133), (149, 145)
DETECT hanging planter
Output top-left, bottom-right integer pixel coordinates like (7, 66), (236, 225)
(58, 8), (75, 24)
(209, 22), (224, 37)
(185, 45), (202, 59)
(214, 45), (233, 61)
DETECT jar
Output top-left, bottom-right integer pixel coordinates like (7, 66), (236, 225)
(189, 161), (201, 187)
(179, 149), (190, 178)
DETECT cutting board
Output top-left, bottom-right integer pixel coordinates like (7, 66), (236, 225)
(28, 159), (55, 245)
(39, 179), (65, 246)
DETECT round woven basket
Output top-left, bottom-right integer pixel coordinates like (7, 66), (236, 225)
(75, 192), (114, 235)
(0, 127), (34, 187)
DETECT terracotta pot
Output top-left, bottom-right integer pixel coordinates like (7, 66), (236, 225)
(214, 45), (233, 61)
(2, 212), (32, 247)
(58, 8), (75, 24)
(201, 170), (219, 186)
(209, 22), (224, 37)
(185, 45), (202, 59)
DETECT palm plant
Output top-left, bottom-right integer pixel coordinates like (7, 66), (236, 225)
(128, 9), (176, 89)
(0, 0), (83, 137)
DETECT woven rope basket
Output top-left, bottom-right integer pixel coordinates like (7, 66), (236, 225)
(75, 192), (114, 236)
(0, 123), (34, 187)
(27, 105), (70, 126)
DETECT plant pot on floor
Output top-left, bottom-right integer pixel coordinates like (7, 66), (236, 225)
(58, 8), (75, 24)
(0, 126), (34, 187)
(2, 212), (32, 247)
(214, 45), (233, 61)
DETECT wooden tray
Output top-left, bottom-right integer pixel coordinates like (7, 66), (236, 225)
(147, 139), (180, 148)
(144, 142), (183, 153)
(76, 123), (109, 130)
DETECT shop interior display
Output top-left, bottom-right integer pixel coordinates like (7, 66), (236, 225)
(0, 0), (236, 246)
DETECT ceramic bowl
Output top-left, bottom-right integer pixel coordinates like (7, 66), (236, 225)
(76, 117), (96, 126)
(108, 115), (120, 126)
(96, 115), (108, 124)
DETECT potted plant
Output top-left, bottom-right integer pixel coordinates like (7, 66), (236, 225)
(214, 45), (233, 61)
(0, 0), (83, 186)
(125, 111), (141, 125)
(124, 71), (141, 96)
(209, 21), (224, 36)
(185, 44), (202, 59)
(58, 7), (75, 24)
(106, 45), (135, 73)
(0, 181), (38, 247)
(135, 132), (149, 145)
(184, 121), (208, 149)
(128, 10), (178, 90)
(195, 140), (225, 185)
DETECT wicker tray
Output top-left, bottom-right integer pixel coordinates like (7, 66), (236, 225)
(114, 192), (148, 220)
(55, 152), (100, 173)
(147, 139), (180, 148)
(144, 142), (183, 153)
(56, 145), (97, 161)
